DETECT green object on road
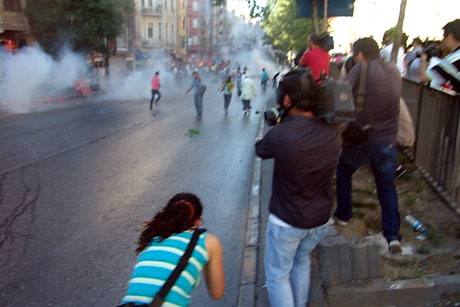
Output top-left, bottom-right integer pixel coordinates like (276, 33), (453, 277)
(188, 129), (201, 137)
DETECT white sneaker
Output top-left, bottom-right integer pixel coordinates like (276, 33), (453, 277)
(333, 214), (348, 226)
(389, 240), (402, 254)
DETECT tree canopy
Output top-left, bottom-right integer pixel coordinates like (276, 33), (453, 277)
(261, 0), (315, 56)
(25, 0), (133, 55)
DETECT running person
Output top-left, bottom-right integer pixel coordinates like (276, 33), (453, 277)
(150, 71), (161, 109)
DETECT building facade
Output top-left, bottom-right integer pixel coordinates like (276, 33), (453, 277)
(0, 0), (31, 50)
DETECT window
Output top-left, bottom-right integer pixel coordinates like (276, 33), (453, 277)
(179, 0), (185, 9)
(180, 16), (186, 29)
(4, 0), (22, 11)
(171, 25), (174, 43)
(165, 0), (167, 9)
(158, 22), (162, 39)
(192, 1), (198, 11)
(192, 18), (198, 29)
(192, 36), (198, 46)
(148, 0), (153, 7)
(165, 23), (168, 41)
(171, 0), (174, 10)
(148, 22), (154, 38)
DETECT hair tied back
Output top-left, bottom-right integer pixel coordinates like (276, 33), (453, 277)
(175, 200), (195, 219)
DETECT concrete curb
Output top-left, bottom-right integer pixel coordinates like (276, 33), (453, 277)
(327, 274), (460, 307)
(237, 104), (266, 307)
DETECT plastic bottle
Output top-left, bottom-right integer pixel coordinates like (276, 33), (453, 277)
(404, 215), (427, 233)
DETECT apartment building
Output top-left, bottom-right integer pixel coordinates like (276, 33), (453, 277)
(0, 0), (31, 49)
(134, 0), (179, 55)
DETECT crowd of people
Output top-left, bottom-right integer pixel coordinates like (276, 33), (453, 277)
(120, 19), (459, 307)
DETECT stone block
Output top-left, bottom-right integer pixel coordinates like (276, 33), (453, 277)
(338, 240), (353, 283)
(327, 278), (434, 307)
(318, 236), (341, 287)
(367, 242), (380, 278)
(351, 242), (369, 280)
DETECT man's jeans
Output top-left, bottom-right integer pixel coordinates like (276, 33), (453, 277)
(265, 219), (327, 307)
(194, 93), (203, 116)
(242, 99), (251, 110)
(334, 142), (402, 242)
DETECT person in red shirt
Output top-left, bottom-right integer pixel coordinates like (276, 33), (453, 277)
(298, 34), (331, 82)
(150, 71), (161, 110)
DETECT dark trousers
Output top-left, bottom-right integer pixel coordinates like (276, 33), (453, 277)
(223, 94), (232, 110)
(334, 141), (402, 242)
(150, 89), (161, 108)
(242, 99), (251, 111)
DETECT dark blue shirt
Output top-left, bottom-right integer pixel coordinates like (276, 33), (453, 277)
(255, 115), (341, 229)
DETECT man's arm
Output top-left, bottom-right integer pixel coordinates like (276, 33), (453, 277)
(255, 130), (275, 159)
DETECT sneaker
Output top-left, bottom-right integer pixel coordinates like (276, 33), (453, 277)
(333, 214), (348, 226)
(394, 165), (407, 181)
(389, 240), (402, 254)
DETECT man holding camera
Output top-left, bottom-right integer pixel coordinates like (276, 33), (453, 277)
(419, 19), (460, 95)
(255, 71), (341, 307)
(333, 37), (403, 254)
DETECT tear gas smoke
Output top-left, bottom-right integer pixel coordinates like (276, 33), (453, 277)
(0, 45), (87, 113)
(0, 15), (288, 114)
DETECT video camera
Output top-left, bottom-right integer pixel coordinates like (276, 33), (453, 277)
(264, 68), (355, 126)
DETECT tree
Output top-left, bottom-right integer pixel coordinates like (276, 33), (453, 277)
(25, 0), (133, 55)
(261, 0), (315, 57)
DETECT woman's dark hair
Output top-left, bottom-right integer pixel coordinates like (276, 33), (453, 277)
(136, 193), (203, 254)
(353, 37), (380, 60)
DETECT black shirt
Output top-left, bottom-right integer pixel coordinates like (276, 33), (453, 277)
(255, 115), (341, 229)
(345, 59), (401, 144)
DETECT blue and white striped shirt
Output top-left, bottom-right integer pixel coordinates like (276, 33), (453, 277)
(122, 230), (209, 307)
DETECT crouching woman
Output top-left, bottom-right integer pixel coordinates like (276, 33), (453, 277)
(120, 193), (225, 306)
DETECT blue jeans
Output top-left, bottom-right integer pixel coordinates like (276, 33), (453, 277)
(334, 142), (402, 242)
(194, 93), (203, 116)
(265, 219), (328, 307)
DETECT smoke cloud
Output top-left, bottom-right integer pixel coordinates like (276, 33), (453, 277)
(0, 45), (87, 113)
(0, 14), (288, 114)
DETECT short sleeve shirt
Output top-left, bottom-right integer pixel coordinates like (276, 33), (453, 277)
(300, 46), (331, 80)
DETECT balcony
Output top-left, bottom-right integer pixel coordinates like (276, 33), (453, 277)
(0, 10), (30, 32)
(141, 6), (163, 16)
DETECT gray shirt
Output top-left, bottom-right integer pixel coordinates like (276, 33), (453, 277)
(190, 78), (202, 95)
(345, 59), (401, 145)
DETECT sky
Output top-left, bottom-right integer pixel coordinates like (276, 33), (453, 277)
(226, 0), (460, 52)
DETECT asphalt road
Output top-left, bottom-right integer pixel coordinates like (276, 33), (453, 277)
(0, 80), (270, 306)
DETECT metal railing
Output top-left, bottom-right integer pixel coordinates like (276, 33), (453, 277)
(402, 79), (460, 213)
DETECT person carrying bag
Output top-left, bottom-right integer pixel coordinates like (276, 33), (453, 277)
(119, 193), (225, 307)
(341, 62), (372, 147)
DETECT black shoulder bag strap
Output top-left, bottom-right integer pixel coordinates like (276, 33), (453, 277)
(356, 62), (367, 113)
(150, 228), (206, 307)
